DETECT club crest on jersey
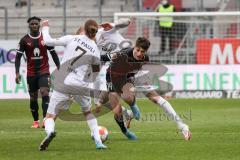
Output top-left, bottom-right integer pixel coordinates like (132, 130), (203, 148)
(41, 40), (45, 46)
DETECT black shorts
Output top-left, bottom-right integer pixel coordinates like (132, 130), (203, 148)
(106, 72), (134, 93)
(27, 74), (50, 93)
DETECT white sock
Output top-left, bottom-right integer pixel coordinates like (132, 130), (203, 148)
(121, 106), (126, 112)
(157, 96), (185, 129)
(86, 113), (102, 144)
(45, 118), (55, 135)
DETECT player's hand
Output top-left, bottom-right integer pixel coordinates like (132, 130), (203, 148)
(99, 22), (113, 30)
(110, 53), (118, 59)
(15, 73), (21, 84)
(42, 20), (49, 27)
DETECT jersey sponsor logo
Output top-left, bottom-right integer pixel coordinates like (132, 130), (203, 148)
(34, 48), (40, 57)
(31, 48), (43, 60)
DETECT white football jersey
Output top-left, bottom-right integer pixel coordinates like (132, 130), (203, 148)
(96, 26), (132, 55)
(42, 26), (100, 87)
(59, 34), (100, 80)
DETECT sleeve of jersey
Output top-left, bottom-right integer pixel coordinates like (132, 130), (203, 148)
(100, 54), (111, 62)
(48, 47), (60, 69)
(114, 18), (131, 30)
(15, 39), (25, 73)
(16, 38), (25, 55)
(42, 26), (72, 46)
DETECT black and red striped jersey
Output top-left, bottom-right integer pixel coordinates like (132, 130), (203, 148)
(16, 32), (54, 76)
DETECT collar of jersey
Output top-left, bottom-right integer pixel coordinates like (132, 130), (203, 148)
(28, 32), (41, 39)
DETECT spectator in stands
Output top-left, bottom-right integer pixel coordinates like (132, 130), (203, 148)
(15, 0), (27, 8)
(156, 0), (175, 55)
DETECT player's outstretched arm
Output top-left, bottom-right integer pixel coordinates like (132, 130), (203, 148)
(100, 18), (131, 31)
(114, 18), (131, 29)
(42, 20), (72, 46)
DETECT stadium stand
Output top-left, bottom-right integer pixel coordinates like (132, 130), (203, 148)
(0, 0), (135, 39)
(0, 0), (239, 64)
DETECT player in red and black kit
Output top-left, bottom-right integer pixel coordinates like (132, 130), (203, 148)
(97, 37), (150, 140)
(15, 16), (60, 128)
(99, 37), (191, 141)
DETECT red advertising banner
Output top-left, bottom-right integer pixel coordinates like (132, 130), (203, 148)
(196, 38), (240, 64)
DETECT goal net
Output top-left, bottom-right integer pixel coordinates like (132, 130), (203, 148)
(114, 12), (240, 64)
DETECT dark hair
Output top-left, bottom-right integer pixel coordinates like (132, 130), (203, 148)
(27, 16), (41, 23)
(84, 19), (98, 39)
(135, 37), (151, 50)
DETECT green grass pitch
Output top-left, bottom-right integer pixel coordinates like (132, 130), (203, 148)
(0, 99), (239, 160)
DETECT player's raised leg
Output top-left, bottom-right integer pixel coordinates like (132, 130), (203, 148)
(121, 83), (141, 120)
(146, 91), (191, 140)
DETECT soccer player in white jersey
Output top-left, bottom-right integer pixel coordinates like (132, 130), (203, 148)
(39, 19), (107, 151)
(96, 19), (191, 140)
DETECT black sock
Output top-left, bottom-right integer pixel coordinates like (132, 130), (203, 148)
(114, 114), (127, 134)
(42, 96), (49, 118)
(30, 100), (39, 121)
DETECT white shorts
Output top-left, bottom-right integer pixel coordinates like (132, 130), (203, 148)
(47, 90), (91, 115)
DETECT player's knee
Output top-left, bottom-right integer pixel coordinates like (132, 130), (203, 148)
(145, 91), (160, 104)
(30, 92), (38, 101)
(122, 94), (135, 105)
(114, 111), (122, 118)
(147, 95), (159, 104)
(40, 87), (49, 97)
(111, 104), (121, 115)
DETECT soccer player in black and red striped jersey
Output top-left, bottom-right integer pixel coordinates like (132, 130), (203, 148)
(15, 16), (60, 129)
